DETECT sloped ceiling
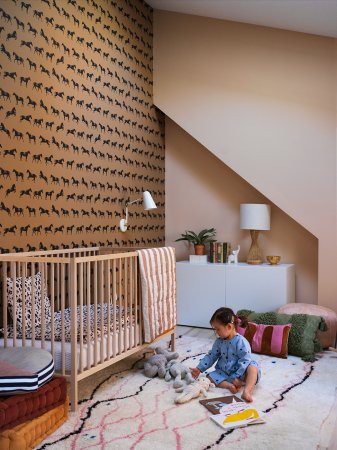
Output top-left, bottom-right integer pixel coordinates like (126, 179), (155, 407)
(146, 0), (337, 38)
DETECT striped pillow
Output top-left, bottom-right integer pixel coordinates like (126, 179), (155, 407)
(238, 322), (292, 358)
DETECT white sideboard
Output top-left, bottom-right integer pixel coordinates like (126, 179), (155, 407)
(176, 262), (295, 328)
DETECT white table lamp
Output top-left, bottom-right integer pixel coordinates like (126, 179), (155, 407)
(240, 203), (271, 264)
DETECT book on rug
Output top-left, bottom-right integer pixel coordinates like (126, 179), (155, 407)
(200, 395), (265, 430)
(199, 395), (244, 414)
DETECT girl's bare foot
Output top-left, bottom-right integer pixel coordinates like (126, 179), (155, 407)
(218, 380), (239, 393)
(232, 378), (243, 390)
(242, 387), (254, 402)
(228, 383), (239, 394)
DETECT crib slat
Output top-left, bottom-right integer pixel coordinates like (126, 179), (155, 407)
(118, 258), (122, 355)
(11, 262), (17, 347)
(134, 257), (138, 347)
(99, 260), (104, 364)
(15, 262), (22, 347)
(94, 260), (98, 367)
(129, 258), (133, 349)
(31, 262), (36, 347)
(16, 262), (22, 346)
(70, 258), (78, 409)
(50, 263), (55, 358)
(106, 259), (111, 361)
(40, 263), (45, 350)
(86, 261), (91, 371)
(112, 259), (117, 359)
(122, 261), (128, 351)
(79, 262), (84, 373)
(60, 263), (65, 375)
(2, 262), (8, 347)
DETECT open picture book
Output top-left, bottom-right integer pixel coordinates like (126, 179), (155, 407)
(199, 395), (265, 430)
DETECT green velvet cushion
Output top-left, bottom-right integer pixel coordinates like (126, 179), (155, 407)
(237, 310), (328, 362)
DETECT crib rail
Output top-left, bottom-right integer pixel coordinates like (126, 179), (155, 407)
(0, 247), (100, 259)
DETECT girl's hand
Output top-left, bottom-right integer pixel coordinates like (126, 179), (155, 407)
(190, 367), (201, 379)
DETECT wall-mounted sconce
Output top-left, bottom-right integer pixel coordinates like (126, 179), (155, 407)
(119, 190), (157, 232)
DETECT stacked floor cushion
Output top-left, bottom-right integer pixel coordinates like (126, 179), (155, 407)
(0, 348), (68, 449)
(0, 376), (67, 432)
(0, 396), (68, 450)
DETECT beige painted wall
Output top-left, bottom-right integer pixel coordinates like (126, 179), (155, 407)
(166, 118), (318, 304)
(153, 11), (337, 311)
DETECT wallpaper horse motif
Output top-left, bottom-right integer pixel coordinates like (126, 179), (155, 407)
(0, 0), (165, 253)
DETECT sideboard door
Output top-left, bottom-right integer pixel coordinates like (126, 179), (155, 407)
(225, 264), (295, 313)
(176, 262), (226, 327)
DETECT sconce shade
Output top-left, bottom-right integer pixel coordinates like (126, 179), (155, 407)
(143, 191), (157, 210)
(240, 204), (271, 231)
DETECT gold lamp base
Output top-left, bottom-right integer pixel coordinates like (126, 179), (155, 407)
(246, 230), (263, 265)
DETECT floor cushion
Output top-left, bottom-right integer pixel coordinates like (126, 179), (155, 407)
(0, 348), (54, 395)
(278, 303), (337, 348)
(0, 395), (68, 450)
(237, 309), (327, 361)
(0, 376), (67, 432)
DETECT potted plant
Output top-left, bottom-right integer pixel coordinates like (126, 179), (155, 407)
(175, 228), (217, 255)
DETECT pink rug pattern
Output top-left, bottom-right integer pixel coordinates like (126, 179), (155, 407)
(37, 335), (337, 449)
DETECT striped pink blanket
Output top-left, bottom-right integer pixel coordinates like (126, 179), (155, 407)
(137, 247), (176, 342)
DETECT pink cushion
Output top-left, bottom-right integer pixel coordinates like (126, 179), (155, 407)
(278, 303), (337, 348)
(238, 322), (292, 358)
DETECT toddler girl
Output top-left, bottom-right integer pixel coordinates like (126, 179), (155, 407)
(191, 307), (260, 402)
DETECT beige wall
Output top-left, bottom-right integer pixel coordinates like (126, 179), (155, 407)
(166, 118), (318, 304)
(153, 11), (337, 311)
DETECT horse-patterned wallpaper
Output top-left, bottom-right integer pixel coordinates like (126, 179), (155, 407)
(0, 0), (165, 253)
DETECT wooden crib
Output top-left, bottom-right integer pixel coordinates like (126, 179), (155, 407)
(0, 247), (176, 410)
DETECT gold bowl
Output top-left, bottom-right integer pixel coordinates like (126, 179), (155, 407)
(266, 255), (281, 265)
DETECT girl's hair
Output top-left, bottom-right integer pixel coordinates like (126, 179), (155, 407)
(210, 307), (248, 329)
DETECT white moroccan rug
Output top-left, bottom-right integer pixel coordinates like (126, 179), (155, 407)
(37, 334), (337, 450)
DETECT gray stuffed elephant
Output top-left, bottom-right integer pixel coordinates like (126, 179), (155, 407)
(165, 360), (194, 389)
(140, 346), (179, 378)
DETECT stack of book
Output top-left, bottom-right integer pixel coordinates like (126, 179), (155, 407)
(200, 395), (265, 431)
(209, 241), (231, 263)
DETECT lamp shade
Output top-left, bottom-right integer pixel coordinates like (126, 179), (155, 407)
(240, 204), (271, 230)
(143, 191), (157, 210)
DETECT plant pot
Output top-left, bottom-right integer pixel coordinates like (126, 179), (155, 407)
(194, 244), (206, 256)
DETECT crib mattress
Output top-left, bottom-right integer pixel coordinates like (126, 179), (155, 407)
(0, 376), (67, 432)
(0, 395), (68, 450)
(0, 325), (140, 373)
(4, 303), (132, 343)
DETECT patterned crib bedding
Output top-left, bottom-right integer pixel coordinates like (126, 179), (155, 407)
(2, 303), (133, 343)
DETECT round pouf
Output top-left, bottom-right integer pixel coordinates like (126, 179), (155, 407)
(0, 347), (54, 395)
(277, 303), (337, 349)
